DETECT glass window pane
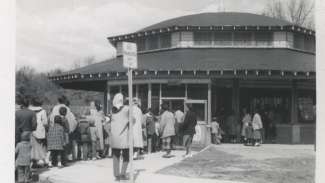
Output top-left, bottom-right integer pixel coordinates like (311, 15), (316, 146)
(161, 84), (185, 97)
(136, 38), (146, 51)
(255, 32), (272, 46)
(214, 32), (232, 46)
(194, 32), (213, 45)
(160, 34), (171, 48)
(187, 84), (207, 99)
(147, 35), (159, 50)
(234, 32), (252, 46)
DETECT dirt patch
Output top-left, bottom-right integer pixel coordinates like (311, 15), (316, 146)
(157, 146), (315, 183)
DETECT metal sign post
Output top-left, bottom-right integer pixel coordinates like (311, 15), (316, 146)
(122, 42), (137, 183)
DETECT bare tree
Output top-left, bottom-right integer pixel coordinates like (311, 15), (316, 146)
(262, 0), (314, 29)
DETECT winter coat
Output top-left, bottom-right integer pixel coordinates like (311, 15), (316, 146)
(145, 113), (155, 135)
(159, 110), (176, 138)
(29, 106), (48, 139)
(182, 110), (197, 135)
(47, 123), (65, 150)
(78, 119), (91, 143)
(15, 108), (37, 144)
(15, 141), (32, 167)
(241, 114), (252, 137)
(110, 106), (130, 149)
(87, 110), (105, 150)
(132, 105), (144, 148)
(89, 126), (99, 142)
(252, 113), (263, 130)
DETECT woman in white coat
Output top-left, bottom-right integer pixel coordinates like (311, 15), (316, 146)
(132, 98), (144, 159)
(28, 97), (48, 167)
(88, 101), (105, 157)
(252, 108), (263, 146)
(110, 93), (130, 181)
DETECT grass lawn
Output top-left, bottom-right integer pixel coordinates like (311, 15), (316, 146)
(157, 145), (315, 183)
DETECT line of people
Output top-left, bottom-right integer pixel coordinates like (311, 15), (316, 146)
(15, 93), (199, 182)
(210, 107), (266, 147)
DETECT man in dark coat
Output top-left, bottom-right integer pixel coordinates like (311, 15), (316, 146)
(15, 97), (37, 145)
(181, 104), (197, 157)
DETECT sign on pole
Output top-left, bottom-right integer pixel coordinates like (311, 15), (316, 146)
(122, 42), (138, 69)
(122, 41), (137, 183)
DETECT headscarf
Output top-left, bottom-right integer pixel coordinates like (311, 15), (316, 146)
(113, 93), (124, 109)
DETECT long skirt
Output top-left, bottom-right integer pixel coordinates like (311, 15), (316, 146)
(30, 135), (47, 160)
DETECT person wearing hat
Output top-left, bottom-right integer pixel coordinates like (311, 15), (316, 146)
(110, 93), (130, 181)
(132, 97), (144, 160)
(159, 102), (176, 158)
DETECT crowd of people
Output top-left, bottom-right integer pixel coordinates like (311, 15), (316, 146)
(210, 106), (278, 147)
(15, 93), (198, 182)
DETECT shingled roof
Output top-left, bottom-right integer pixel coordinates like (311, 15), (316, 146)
(140, 12), (293, 32)
(65, 48), (315, 75)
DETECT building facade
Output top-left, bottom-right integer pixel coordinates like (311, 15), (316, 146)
(50, 12), (316, 145)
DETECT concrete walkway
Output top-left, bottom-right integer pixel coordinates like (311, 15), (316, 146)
(39, 147), (244, 183)
(39, 144), (315, 183)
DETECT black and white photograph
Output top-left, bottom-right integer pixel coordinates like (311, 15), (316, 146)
(5, 0), (325, 182)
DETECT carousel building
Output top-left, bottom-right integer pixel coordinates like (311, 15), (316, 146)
(49, 12), (316, 145)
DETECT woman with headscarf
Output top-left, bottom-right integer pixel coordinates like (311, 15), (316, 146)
(132, 98), (144, 160)
(159, 102), (176, 158)
(87, 100), (105, 158)
(110, 93), (130, 181)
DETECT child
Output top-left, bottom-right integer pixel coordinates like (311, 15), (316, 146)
(103, 116), (112, 158)
(15, 132), (32, 183)
(78, 117), (91, 160)
(211, 117), (222, 144)
(245, 121), (254, 146)
(47, 115), (66, 167)
(89, 120), (99, 160)
(155, 119), (161, 151)
(59, 107), (70, 161)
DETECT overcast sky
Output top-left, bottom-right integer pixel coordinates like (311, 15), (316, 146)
(16, 0), (304, 72)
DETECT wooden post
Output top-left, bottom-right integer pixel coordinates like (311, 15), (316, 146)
(232, 79), (240, 116)
(207, 81), (212, 145)
(104, 84), (111, 115)
(128, 68), (134, 183)
(291, 80), (298, 124)
(159, 84), (162, 108)
(148, 83), (152, 108)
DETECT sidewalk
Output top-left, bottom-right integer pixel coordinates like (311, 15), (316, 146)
(39, 144), (315, 183)
(39, 147), (245, 183)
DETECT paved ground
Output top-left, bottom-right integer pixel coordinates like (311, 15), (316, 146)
(39, 144), (315, 183)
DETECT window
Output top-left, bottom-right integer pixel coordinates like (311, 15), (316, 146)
(234, 32), (252, 46)
(298, 90), (316, 123)
(194, 32), (213, 45)
(136, 38), (146, 51)
(255, 32), (273, 46)
(161, 84), (185, 97)
(294, 33), (304, 50)
(160, 34), (171, 48)
(304, 35), (315, 52)
(187, 84), (208, 99)
(214, 32), (232, 46)
(147, 35), (159, 50)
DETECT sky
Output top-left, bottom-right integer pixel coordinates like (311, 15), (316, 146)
(16, 0), (304, 72)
